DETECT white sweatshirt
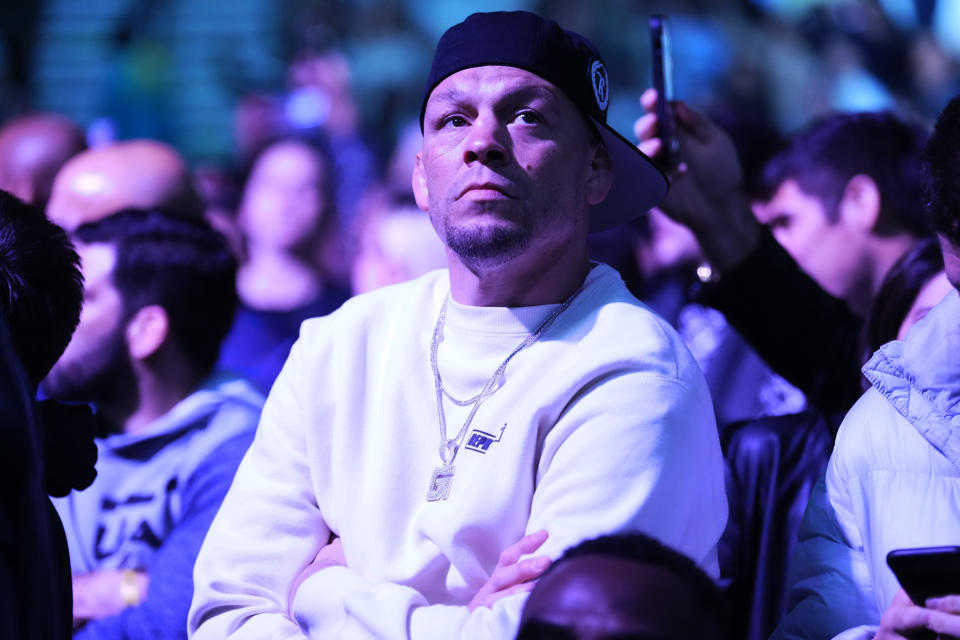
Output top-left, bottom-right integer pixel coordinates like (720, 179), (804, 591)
(189, 265), (727, 639)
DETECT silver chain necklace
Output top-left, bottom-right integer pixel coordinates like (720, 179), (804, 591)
(425, 281), (588, 501)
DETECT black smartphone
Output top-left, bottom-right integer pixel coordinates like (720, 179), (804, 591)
(649, 14), (679, 172)
(887, 546), (960, 605)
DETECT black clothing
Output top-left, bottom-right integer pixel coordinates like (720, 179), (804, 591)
(698, 230), (865, 421)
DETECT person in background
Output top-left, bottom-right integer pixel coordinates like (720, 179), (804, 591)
(0, 189), (85, 639)
(636, 97), (929, 416)
(720, 238), (950, 640)
(216, 137), (349, 394)
(637, 98), (931, 640)
(350, 194), (447, 295)
(46, 139), (203, 232)
(0, 113), (86, 211)
(516, 532), (727, 640)
(860, 236), (952, 367)
(772, 92), (960, 640)
(42, 210), (262, 639)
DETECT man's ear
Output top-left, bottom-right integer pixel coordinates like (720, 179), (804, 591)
(125, 305), (170, 360)
(586, 143), (614, 206)
(412, 151), (430, 212)
(839, 174), (881, 231)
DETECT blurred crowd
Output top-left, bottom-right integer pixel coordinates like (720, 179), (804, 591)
(2, 1), (960, 639)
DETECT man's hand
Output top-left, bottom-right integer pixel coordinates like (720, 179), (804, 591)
(877, 589), (960, 639)
(38, 400), (98, 497)
(468, 530), (551, 612)
(634, 88), (760, 272)
(290, 536), (347, 600)
(72, 570), (148, 625)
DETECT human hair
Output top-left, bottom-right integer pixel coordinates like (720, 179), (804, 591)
(242, 135), (342, 274)
(74, 209), (238, 377)
(862, 237), (944, 362)
(922, 94), (960, 248)
(0, 190), (83, 387)
(548, 532), (726, 627)
(762, 111), (929, 237)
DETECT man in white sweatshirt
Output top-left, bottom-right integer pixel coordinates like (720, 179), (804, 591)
(189, 10), (727, 639)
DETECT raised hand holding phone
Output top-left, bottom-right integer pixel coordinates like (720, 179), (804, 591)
(634, 84), (758, 273)
(649, 15), (679, 173)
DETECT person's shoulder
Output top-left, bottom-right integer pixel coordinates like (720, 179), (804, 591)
(299, 270), (447, 340)
(572, 263), (699, 381)
(206, 376), (264, 419)
(167, 380), (260, 472)
(832, 387), (927, 478)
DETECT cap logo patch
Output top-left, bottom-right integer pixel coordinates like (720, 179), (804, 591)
(590, 59), (609, 112)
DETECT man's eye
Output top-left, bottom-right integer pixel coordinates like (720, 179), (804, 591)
(442, 115), (468, 128)
(514, 110), (542, 125)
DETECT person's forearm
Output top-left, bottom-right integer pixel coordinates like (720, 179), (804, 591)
(698, 230), (865, 415)
(291, 564), (525, 639)
(686, 194), (761, 274)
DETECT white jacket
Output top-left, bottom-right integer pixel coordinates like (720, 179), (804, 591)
(189, 266), (727, 639)
(774, 289), (960, 640)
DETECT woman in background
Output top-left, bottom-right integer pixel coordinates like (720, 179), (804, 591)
(217, 138), (349, 394)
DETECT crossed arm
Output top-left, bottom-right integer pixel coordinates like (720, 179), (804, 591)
(189, 325), (726, 638)
(297, 530), (552, 615)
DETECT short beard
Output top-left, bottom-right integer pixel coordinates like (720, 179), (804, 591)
(442, 220), (532, 268)
(40, 328), (135, 409)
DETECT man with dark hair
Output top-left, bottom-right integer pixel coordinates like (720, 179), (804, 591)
(516, 532), (727, 640)
(772, 94), (960, 639)
(637, 102), (928, 414)
(0, 189), (86, 640)
(0, 189), (83, 387)
(757, 112), (927, 316)
(190, 10), (726, 639)
(635, 91), (930, 640)
(43, 209), (262, 639)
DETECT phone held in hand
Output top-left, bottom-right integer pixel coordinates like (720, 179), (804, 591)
(887, 546), (960, 605)
(649, 14), (679, 172)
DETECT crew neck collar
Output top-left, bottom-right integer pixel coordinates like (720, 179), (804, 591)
(441, 263), (606, 335)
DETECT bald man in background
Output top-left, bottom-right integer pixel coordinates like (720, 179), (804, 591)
(46, 139), (203, 231)
(0, 113), (86, 211)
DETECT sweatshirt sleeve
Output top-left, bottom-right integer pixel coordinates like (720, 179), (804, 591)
(772, 405), (879, 640)
(189, 337), (330, 640)
(74, 431), (253, 640)
(287, 369), (727, 639)
(697, 230), (864, 418)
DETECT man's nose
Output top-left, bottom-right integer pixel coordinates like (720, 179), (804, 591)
(463, 117), (508, 165)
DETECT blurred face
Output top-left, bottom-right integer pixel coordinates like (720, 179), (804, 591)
(414, 66), (603, 269)
(754, 179), (864, 300)
(41, 242), (131, 403)
(350, 208), (447, 295)
(239, 141), (326, 251)
(940, 234), (960, 291)
(898, 269), (953, 340)
(517, 555), (722, 640)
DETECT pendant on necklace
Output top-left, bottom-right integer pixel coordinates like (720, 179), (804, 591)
(426, 464), (455, 501)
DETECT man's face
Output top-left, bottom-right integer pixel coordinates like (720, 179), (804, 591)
(517, 555), (722, 640)
(754, 178), (864, 300)
(414, 66), (600, 268)
(41, 242), (131, 403)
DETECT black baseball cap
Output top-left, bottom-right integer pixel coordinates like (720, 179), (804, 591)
(420, 11), (668, 233)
